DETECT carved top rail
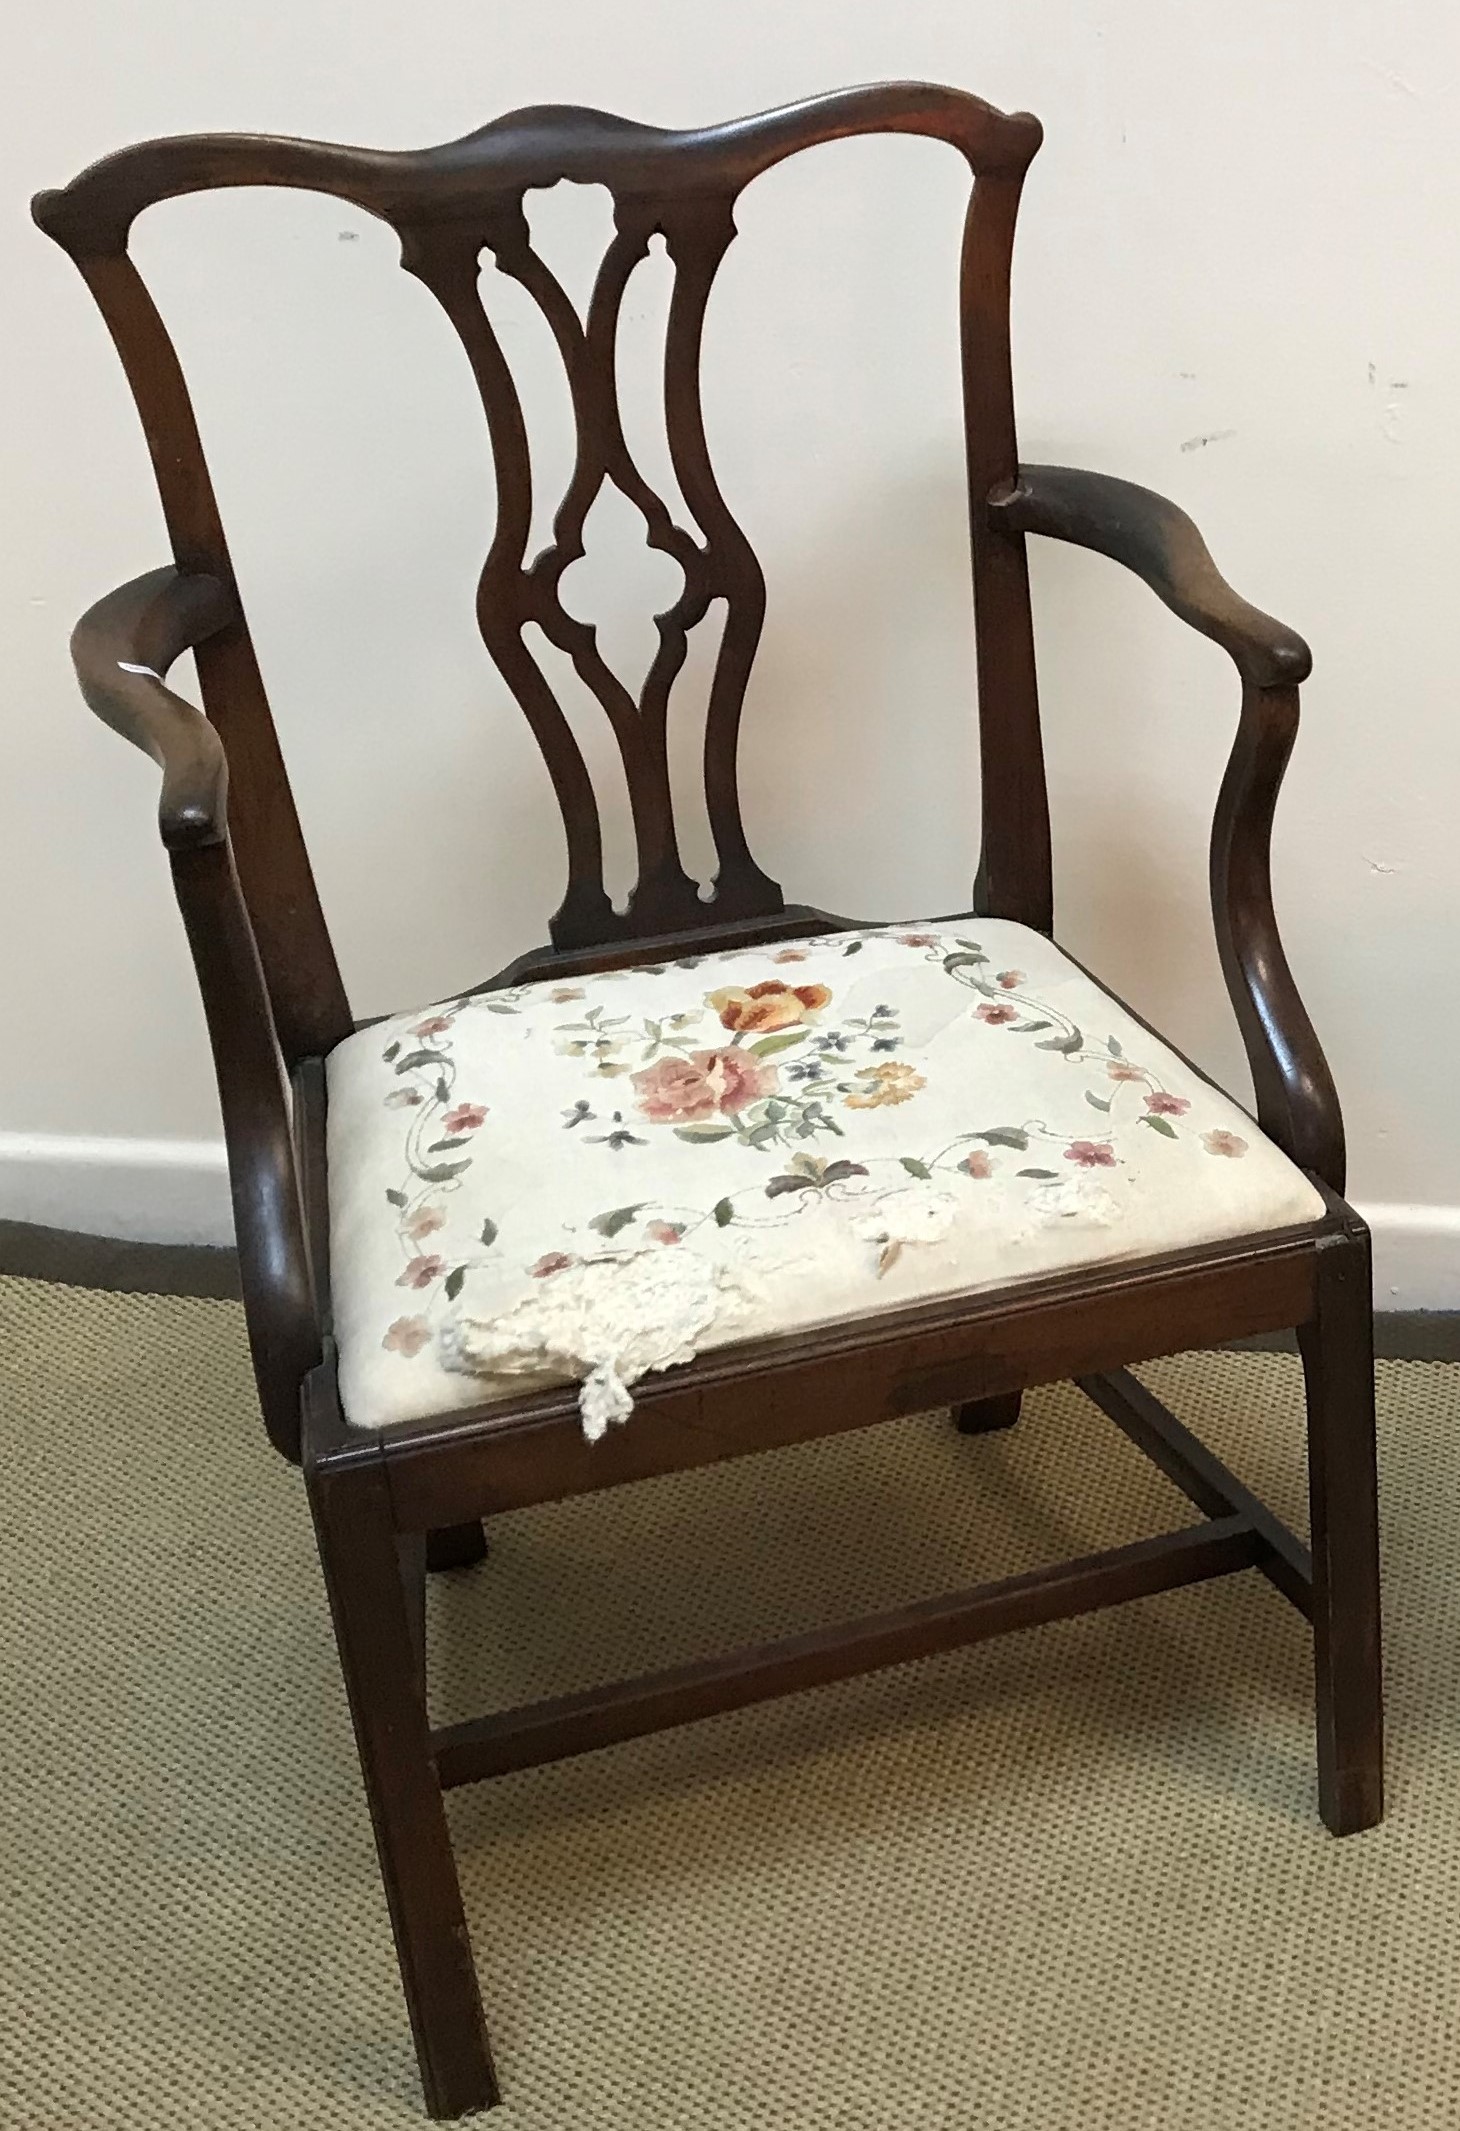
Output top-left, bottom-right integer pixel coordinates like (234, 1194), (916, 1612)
(35, 85), (1044, 953)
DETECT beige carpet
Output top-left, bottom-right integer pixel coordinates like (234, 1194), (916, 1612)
(2, 1274), (1459, 2130)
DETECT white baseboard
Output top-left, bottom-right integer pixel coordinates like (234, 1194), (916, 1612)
(1364, 1203), (1460, 1313)
(0, 1134), (1456, 1308)
(0, 1132), (232, 1246)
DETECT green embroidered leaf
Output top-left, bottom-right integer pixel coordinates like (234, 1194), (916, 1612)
(1017, 1167), (1059, 1179)
(955, 939), (987, 953)
(479, 1218), (498, 1247)
(822, 1160), (869, 1184)
(444, 1266), (466, 1302)
(435, 1078), (450, 1105)
(590, 1204), (645, 1238)
(749, 1029), (809, 1058)
(417, 1160), (471, 1183)
(1140, 1113), (1178, 1139)
(484, 1002), (518, 1015)
(976, 1126), (1029, 1150)
(428, 1135), (469, 1153)
(1107, 1035), (1124, 1057)
(382, 1041), (400, 1064)
(713, 1197), (735, 1227)
(1085, 1092), (1112, 1113)
(943, 951), (989, 977)
(392, 1049), (439, 1074)
(842, 939), (863, 955)
(1013, 1020), (1052, 1034)
(900, 1156), (933, 1179)
(1036, 1030), (1083, 1056)
(766, 1172), (818, 1197)
(674, 1124), (734, 1143)
(746, 1121), (780, 1147)
(385, 1188), (407, 1208)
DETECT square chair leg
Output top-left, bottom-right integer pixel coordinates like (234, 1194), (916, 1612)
(1299, 1224), (1384, 1837)
(955, 1391), (1023, 1435)
(309, 1454), (498, 2117)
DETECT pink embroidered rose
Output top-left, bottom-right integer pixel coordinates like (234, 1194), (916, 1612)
(995, 970), (1025, 990)
(961, 1150), (994, 1179)
(384, 1089), (422, 1109)
(898, 932), (940, 948)
(403, 1204), (447, 1243)
(409, 1015), (454, 1038)
(976, 1002), (1019, 1026)
(1107, 1061), (1146, 1083)
(632, 1047), (777, 1123)
(706, 979), (832, 1033)
(1145, 1091), (1190, 1117)
(383, 1316), (431, 1357)
(1203, 1129), (1248, 1158)
(442, 1103), (488, 1133)
(1064, 1140), (1117, 1168)
(646, 1219), (685, 1245)
(530, 1251), (576, 1278)
(772, 948), (810, 963)
(550, 986), (585, 1002)
(397, 1253), (446, 1289)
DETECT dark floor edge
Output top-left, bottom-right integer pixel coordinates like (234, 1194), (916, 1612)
(1, 1219), (1456, 1359)
(0, 1219), (243, 1300)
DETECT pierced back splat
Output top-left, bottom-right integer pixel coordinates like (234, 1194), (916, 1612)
(34, 85), (1049, 971)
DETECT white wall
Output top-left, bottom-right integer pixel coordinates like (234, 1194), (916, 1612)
(5, 2), (1459, 1303)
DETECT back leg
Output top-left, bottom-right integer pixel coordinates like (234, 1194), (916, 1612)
(427, 1521), (489, 1572)
(954, 1392), (1022, 1436)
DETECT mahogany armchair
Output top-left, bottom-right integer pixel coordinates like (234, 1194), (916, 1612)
(35, 84), (1382, 2119)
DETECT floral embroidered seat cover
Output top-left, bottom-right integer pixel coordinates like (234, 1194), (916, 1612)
(326, 918), (1325, 1438)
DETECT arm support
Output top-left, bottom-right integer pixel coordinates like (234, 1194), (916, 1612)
(989, 465), (1311, 688)
(70, 566), (236, 846)
(991, 465), (1342, 1193)
(72, 564), (319, 1456)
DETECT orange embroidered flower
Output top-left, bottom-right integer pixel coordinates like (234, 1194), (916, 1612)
(961, 1150), (994, 1179)
(397, 1253), (446, 1289)
(1107, 1061), (1146, 1083)
(383, 1316), (431, 1357)
(706, 979), (832, 1034)
(844, 1062), (926, 1109)
(550, 986), (585, 1002)
(1203, 1129), (1248, 1158)
(633, 1048), (778, 1123)
(772, 948), (810, 963)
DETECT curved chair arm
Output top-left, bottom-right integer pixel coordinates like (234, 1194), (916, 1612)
(989, 465), (1311, 688)
(990, 464), (1343, 1192)
(71, 566), (236, 847)
(71, 564), (319, 1457)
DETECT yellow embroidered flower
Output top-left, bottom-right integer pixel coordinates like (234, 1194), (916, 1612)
(844, 1061), (927, 1109)
(706, 980), (832, 1033)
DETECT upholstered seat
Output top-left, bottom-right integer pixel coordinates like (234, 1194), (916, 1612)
(327, 918), (1325, 1436)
